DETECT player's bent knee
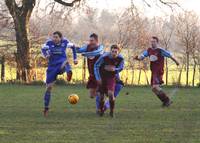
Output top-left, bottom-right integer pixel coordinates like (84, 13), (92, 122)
(46, 84), (53, 92)
(108, 91), (115, 101)
(89, 92), (96, 98)
(152, 85), (161, 94)
(90, 95), (95, 98)
(151, 86), (156, 92)
(89, 89), (96, 98)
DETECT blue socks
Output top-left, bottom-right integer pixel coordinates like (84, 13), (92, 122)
(96, 95), (100, 110)
(44, 91), (51, 109)
(65, 63), (72, 73)
(114, 83), (123, 98)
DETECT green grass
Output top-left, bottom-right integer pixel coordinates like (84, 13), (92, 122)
(0, 85), (200, 143)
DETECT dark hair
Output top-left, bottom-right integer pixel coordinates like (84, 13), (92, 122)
(90, 33), (98, 41)
(152, 36), (159, 42)
(53, 31), (62, 38)
(111, 44), (120, 50)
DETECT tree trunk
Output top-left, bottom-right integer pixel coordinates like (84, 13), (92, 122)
(1, 56), (5, 82)
(192, 64), (196, 87)
(192, 58), (197, 87)
(14, 15), (31, 82)
(125, 68), (129, 85)
(82, 57), (86, 83)
(165, 59), (168, 85)
(186, 53), (189, 86)
(131, 67), (134, 85)
(199, 65), (200, 84)
(138, 69), (142, 85)
(5, 0), (35, 82)
(178, 65), (184, 86)
(143, 70), (149, 85)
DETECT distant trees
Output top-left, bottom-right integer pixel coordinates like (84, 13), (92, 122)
(1, 0), (200, 86)
(160, 20), (174, 85)
(175, 11), (200, 86)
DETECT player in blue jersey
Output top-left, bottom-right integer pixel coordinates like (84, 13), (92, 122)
(94, 45), (124, 117)
(41, 31), (78, 116)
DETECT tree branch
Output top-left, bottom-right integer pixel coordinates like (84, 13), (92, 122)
(21, 0), (36, 16)
(141, 0), (181, 11)
(54, 0), (81, 7)
(158, 0), (181, 11)
(5, 0), (17, 15)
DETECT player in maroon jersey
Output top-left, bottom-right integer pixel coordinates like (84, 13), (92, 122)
(135, 36), (179, 107)
(76, 33), (104, 99)
(94, 45), (124, 117)
(76, 34), (124, 114)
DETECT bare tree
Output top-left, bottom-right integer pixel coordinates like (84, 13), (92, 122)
(4, 0), (82, 82)
(159, 18), (174, 85)
(175, 11), (199, 86)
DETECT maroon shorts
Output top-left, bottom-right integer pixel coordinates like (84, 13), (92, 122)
(86, 76), (98, 89)
(99, 77), (116, 94)
(151, 71), (164, 86)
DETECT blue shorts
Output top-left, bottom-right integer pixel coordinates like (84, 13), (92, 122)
(46, 63), (71, 84)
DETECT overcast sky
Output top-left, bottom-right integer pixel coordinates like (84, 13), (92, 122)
(87, 0), (200, 17)
(37, 0), (200, 19)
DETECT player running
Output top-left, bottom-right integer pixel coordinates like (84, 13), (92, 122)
(94, 45), (124, 117)
(76, 33), (102, 99)
(41, 31), (78, 116)
(135, 36), (179, 107)
(76, 34), (124, 113)
(97, 73), (124, 113)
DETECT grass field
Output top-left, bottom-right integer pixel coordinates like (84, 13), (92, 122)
(0, 84), (200, 143)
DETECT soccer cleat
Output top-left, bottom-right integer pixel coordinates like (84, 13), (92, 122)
(96, 109), (100, 115)
(162, 100), (173, 107)
(67, 71), (72, 82)
(43, 107), (49, 117)
(99, 110), (104, 117)
(109, 111), (114, 118)
(99, 112), (104, 117)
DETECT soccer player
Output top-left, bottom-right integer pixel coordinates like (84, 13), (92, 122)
(135, 36), (179, 107)
(94, 45), (124, 117)
(98, 73), (124, 112)
(76, 33), (103, 99)
(76, 34), (124, 113)
(41, 31), (78, 116)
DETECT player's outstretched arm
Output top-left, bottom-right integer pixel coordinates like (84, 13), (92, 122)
(160, 48), (179, 66)
(94, 55), (104, 84)
(134, 50), (149, 61)
(170, 56), (179, 66)
(82, 45), (104, 57)
(71, 46), (78, 65)
(76, 45), (87, 53)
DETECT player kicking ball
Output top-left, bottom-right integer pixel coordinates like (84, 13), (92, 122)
(94, 45), (124, 117)
(41, 31), (78, 116)
(135, 36), (179, 107)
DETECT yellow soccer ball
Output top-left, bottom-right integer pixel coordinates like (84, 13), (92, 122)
(68, 94), (79, 105)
